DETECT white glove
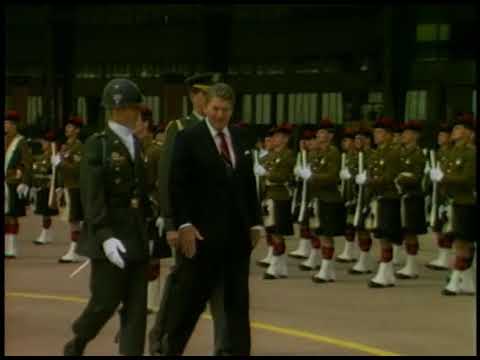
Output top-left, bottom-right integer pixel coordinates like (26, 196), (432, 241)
(29, 187), (39, 202)
(355, 171), (367, 185)
(430, 167), (444, 183)
(298, 166), (312, 180)
(51, 154), (62, 167)
(102, 238), (127, 269)
(339, 168), (352, 180)
(254, 164), (267, 177)
(155, 217), (165, 238)
(16, 183), (30, 199)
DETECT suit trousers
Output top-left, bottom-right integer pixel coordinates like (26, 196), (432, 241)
(148, 255), (231, 355)
(159, 246), (251, 356)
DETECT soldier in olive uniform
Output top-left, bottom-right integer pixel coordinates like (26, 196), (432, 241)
(429, 117), (476, 295)
(4, 110), (32, 258)
(254, 124), (295, 279)
(297, 130), (324, 272)
(426, 123), (454, 270)
(356, 118), (403, 288)
(54, 116), (85, 263)
(289, 129), (317, 260)
(149, 73), (232, 356)
(31, 131), (59, 245)
(63, 78), (151, 356)
(349, 126), (376, 275)
(298, 120), (346, 283)
(337, 127), (360, 263)
(255, 128), (277, 267)
(394, 120), (427, 279)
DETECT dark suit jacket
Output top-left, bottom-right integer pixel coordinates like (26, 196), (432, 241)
(170, 121), (261, 256)
(77, 126), (150, 261)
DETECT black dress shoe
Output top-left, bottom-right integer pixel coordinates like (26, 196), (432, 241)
(368, 280), (395, 288)
(63, 338), (87, 356)
(311, 276), (334, 284)
(288, 253), (308, 259)
(263, 273), (279, 280)
(256, 261), (270, 268)
(395, 273), (419, 280)
(425, 263), (449, 271)
(348, 268), (372, 275)
(298, 264), (320, 271)
(441, 288), (458, 296)
(335, 257), (357, 263)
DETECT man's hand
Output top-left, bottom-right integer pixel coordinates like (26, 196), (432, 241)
(51, 153), (62, 167)
(103, 238), (127, 269)
(254, 163), (267, 177)
(339, 168), (352, 181)
(355, 171), (367, 185)
(147, 260), (161, 281)
(155, 217), (165, 238)
(250, 226), (266, 249)
(16, 183), (29, 199)
(430, 166), (444, 183)
(166, 231), (179, 248)
(29, 187), (39, 202)
(298, 166), (312, 180)
(177, 225), (204, 258)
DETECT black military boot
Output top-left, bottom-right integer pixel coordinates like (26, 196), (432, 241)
(63, 337), (87, 356)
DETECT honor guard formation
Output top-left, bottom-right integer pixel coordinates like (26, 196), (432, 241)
(4, 74), (477, 356)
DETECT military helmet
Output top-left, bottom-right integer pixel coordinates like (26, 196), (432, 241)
(101, 78), (144, 109)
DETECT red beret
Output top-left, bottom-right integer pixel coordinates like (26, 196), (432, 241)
(374, 117), (395, 131)
(67, 116), (84, 128)
(454, 116), (475, 130)
(140, 106), (153, 122)
(42, 130), (57, 142)
(403, 120), (423, 132)
(342, 127), (357, 139)
(301, 130), (316, 140)
(357, 126), (372, 137)
(273, 123), (294, 135)
(438, 122), (452, 133)
(318, 119), (335, 132)
(5, 110), (20, 122)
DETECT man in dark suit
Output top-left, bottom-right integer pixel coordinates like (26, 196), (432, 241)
(158, 83), (264, 355)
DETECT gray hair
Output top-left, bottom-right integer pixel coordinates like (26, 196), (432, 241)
(206, 83), (235, 106)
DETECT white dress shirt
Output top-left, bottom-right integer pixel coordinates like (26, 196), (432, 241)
(205, 118), (236, 168)
(108, 121), (135, 160)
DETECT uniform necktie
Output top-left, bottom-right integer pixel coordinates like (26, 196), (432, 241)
(217, 131), (232, 167)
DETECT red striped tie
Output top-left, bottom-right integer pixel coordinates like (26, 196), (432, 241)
(217, 131), (232, 167)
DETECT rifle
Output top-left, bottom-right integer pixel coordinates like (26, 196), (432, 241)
(291, 152), (301, 214)
(340, 152), (347, 198)
(48, 142), (58, 208)
(253, 149), (261, 200)
(297, 149), (308, 222)
(429, 150), (438, 227)
(353, 151), (364, 227)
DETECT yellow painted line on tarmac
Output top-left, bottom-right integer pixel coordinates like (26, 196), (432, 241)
(6, 291), (400, 356)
